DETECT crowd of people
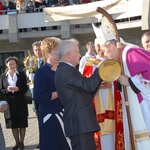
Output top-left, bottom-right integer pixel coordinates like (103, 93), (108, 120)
(0, 18), (150, 150)
(0, 0), (95, 15)
(0, 0), (99, 33)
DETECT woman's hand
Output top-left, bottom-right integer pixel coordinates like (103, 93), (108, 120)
(51, 91), (58, 100)
(7, 86), (19, 93)
(13, 86), (19, 92)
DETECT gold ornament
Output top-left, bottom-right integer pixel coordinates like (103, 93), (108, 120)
(24, 50), (38, 73)
(23, 51), (38, 85)
(98, 59), (121, 82)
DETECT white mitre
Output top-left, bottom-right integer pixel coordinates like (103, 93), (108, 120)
(92, 17), (138, 47)
(92, 17), (116, 47)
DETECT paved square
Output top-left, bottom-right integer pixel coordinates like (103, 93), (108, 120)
(0, 104), (39, 150)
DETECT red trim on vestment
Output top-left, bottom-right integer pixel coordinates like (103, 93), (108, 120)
(114, 81), (125, 150)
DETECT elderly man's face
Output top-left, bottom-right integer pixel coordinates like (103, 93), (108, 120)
(142, 35), (150, 52)
(69, 43), (81, 66)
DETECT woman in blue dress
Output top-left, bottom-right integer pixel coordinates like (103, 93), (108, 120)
(34, 37), (71, 150)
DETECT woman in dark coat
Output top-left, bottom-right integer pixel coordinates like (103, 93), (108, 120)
(34, 37), (71, 150)
(0, 56), (28, 150)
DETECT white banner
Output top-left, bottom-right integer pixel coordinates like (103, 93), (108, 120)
(44, 0), (127, 22)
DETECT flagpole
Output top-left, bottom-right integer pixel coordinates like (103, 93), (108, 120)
(96, 7), (136, 150)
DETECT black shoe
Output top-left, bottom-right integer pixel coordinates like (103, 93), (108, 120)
(19, 143), (24, 150)
(12, 143), (19, 150)
(36, 144), (39, 148)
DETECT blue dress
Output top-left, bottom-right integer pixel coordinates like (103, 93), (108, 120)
(34, 63), (71, 150)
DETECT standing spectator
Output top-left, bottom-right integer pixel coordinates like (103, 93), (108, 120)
(54, 40), (102, 150)
(31, 41), (44, 115)
(26, 41), (43, 117)
(35, 0), (46, 31)
(79, 41), (96, 73)
(0, 0), (3, 34)
(16, 0), (25, 13)
(27, 41), (43, 148)
(34, 37), (72, 150)
(141, 31), (150, 52)
(0, 56), (28, 150)
(3, 0), (15, 14)
(0, 101), (7, 150)
(25, 1), (34, 13)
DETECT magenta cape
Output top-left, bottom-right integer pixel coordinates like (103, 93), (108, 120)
(123, 46), (150, 102)
(124, 46), (150, 80)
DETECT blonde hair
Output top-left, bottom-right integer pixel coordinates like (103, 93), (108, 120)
(41, 37), (58, 63)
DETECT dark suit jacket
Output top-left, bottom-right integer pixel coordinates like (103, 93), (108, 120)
(33, 58), (44, 111)
(54, 62), (102, 137)
(0, 71), (28, 119)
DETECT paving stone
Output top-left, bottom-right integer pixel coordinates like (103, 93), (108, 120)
(0, 104), (39, 150)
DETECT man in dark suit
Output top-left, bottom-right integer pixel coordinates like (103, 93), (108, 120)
(54, 40), (102, 150)
(32, 41), (44, 115)
(32, 41), (44, 148)
(26, 41), (44, 148)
